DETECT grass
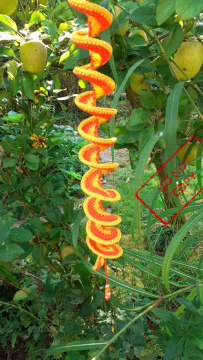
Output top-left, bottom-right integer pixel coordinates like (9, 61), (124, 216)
(106, 163), (157, 235)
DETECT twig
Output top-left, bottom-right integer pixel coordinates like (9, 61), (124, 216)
(18, 0), (27, 24)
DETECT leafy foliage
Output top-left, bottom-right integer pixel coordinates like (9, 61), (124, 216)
(0, 0), (203, 359)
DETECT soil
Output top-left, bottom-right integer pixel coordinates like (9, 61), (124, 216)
(0, 346), (27, 360)
(99, 146), (129, 167)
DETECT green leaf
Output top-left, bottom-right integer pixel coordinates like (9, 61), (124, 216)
(130, 6), (157, 25)
(62, 254), (79, 265)
(117, 131), (139, 144)
(0, 242), (24, 262)
(16, 178), (31, 190)
(44, 206), (62, 223)
(0, 46), (15, 57)
(41, 20), (57, 35)
(162, 24), (184, 57)
(63, 46), (89, 70)
(156, 0), (176, 25)
(0, 262), (18, 285)
(176, 0), (203, 20)
(195, 25), (203, 36)
(0, 15), (17, 32)
(127, 34), (146, 47)
(175, 288), (197, 315)
(152, 308), (172, 321)
(32, 246), (45, 266)
(13, 288), (28, 302)
(139, 125), (154, 150)
(0, 216), (11, 243)
(165, 82), (184, 181)
(63, 200), (74, 223)
(164, 337), (185, 360)
(25, 154), (39, 170)
(23, 72), (35, 101)
(72, 208), (85, 248)
(29, 11), (46, 23)
(162, 209), (203, 290)
(129, 148), (139, 169)
(128, 107), (150, 130)
(23, 217), (47, 237)
(45, 341), (107, 358)
(3, 111), (23, 122)
(192, 336), (203, 350)
(43, 182), (54, 195)
(3, 157), (18, 167)
(9, 228), (34, 243)
(1, 136), (18, 153)
(139, 91), (156, 109)
(175, 298), (198, 313)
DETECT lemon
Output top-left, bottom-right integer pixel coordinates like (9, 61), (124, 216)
(115, 6), (129, 36)
(61, 244), (77, 262)
(130, 72), (153, 93)
(20, 40), (47, 75)
(0, 0), (18, 15)
(171, 41), (203, 80)
(38, 0), (47, 4)
(178, 143), (202, 166)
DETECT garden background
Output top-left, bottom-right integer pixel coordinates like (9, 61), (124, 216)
(0, 0), (203, 359)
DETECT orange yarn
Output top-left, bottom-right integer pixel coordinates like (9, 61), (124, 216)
(68, 0), (123, 300)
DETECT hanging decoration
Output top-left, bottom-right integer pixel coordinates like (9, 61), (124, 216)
(68, 0), (123, 300)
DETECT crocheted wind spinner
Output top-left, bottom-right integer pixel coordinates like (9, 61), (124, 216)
(68, 0), (123, 300)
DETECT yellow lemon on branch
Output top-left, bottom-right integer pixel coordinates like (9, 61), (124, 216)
(178, 143), (202, 166)
(130, 72), (154, 93)
(60, 244), (78, 262)
(20, 40), (47, 75)
(171, 41), (203, 80)
(0, 0), (18, 15)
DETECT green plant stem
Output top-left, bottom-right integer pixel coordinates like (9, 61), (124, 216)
(152, 30), (203, 120)
(194, 84), (203, 97)
(0, 300), (40, 323)
(183, 87), (202, 118)
(92, 299), (162, 360)
(92, 283), (203, 360)
(18, 0), (27, 24)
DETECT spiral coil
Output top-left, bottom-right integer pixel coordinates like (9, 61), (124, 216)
(68, 0), (122, 300)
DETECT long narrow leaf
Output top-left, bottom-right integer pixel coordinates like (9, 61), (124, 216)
(162, 209), (203, 290)
(165, 82), (184, 208)
(82, 259), (159, 298)
(45, 340), (107, 358)
(124, 248), (203, 272)
(124, 254), (179, 287)
(165, 82), (184, 164)
(134, 131), (164, 239)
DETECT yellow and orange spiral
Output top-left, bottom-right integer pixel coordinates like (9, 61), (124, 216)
(68, 0), (123, 300)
